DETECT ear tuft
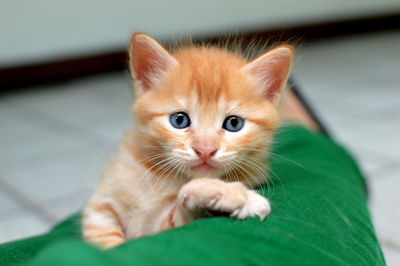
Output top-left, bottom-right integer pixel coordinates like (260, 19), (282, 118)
(241, 45), (294, 105)
(129, 33), (178, 94)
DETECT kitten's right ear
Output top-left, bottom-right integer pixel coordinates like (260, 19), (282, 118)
(129, 33), (178, 94)
(241, 45), (293, 106)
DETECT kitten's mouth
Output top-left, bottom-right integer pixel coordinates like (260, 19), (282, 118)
(191, 161), (217, 171)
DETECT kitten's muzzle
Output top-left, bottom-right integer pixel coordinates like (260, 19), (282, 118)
(193, 147), (217, 162)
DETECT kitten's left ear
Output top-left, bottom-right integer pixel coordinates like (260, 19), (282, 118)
(241, 45), (294, 105)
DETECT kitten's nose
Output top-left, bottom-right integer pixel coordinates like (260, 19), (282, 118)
(194, 147), (217, 161)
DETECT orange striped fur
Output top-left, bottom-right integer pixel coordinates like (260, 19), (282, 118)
(83, 33), (294, 248)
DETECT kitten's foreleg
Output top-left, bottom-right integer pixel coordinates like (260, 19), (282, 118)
(82, 198), (125, 249)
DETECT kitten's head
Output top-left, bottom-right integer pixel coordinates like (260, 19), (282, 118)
(129, 33), (293, 183)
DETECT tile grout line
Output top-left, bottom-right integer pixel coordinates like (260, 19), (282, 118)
(0, 177), (57, 224)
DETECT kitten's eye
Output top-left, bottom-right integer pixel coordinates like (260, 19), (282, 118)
(169, 112), (191, 129)
(223, 116), (244, 132)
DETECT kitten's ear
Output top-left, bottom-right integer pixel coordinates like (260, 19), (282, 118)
(129, 33), (178, 94)
(241, 45), (294, 105)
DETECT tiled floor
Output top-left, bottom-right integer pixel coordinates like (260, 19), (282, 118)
(1, 30), (399, 264)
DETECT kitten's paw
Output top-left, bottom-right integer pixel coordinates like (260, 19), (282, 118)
(240, 190), (271, 220)
(178, 178), (270, 220)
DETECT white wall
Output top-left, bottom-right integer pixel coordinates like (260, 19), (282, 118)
(1, 0), (399, 66)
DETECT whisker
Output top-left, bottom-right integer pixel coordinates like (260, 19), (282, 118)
(234, 157), (265, 195)
(230, 160), (257, 192)
(224, 161), (240, 184)
(238, 156), (267, 194)
(149, 158), (180, 193)
(267, 152), (304, 169)
(139, 156), (174, 191)
(237, 147), (304, 169)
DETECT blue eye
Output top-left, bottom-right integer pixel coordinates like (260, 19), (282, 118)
(169, 112), (191, 129)
(223, 116), (244, 132)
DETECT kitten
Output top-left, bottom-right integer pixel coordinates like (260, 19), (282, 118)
(82, 33), (294, 248)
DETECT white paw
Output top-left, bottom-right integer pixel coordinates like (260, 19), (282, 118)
(178, 178), (271, 220)
(233, 190), (271, 220)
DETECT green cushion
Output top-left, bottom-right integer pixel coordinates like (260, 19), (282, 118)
(0, 124), (385, 266)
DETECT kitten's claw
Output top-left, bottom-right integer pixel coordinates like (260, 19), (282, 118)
(178, 178), (271, 220)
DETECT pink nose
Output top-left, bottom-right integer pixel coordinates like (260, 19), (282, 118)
(194, 147), (217, 161)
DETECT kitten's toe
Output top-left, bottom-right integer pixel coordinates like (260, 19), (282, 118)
(227, 191), (270, 220)
(180, 191), (222, 211)
(244, 191), (271, 220)
(180, 193), (192, 208)
(230, 207), (244, 219)
(205, 193), (222, 208)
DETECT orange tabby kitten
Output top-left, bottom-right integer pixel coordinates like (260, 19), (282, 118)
(82, 33), (294, 248)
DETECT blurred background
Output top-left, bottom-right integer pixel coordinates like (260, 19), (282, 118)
(0, 0), (399, 264)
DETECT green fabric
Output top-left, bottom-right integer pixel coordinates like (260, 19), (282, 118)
(0, 124), (385, 266)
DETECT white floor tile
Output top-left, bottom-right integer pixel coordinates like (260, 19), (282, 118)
(43, 189), (91, 222)
(72, 72), (134, 104)
(0, 111), (80, 169)
(340, 147), (395, 178)
(0, 211), (50, 244)
(294, 93), (366, 123)
(8, 73), (133, 143)
(0, 144), (112, 203)
(329, 115), (400, 159)
(92, 118), (130, 144)
(295, 30), (400, 90)
(381, 245), (400, 266)
(297, 76), (400, 121)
